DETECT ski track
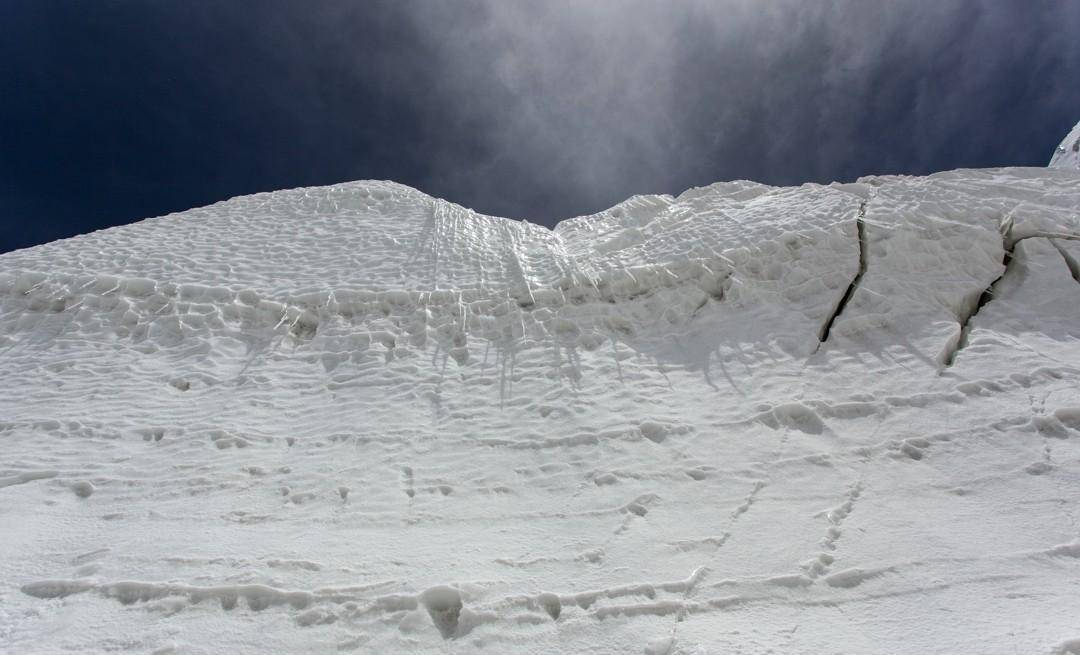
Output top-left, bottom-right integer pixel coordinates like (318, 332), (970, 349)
(1, 165), (1080, 653)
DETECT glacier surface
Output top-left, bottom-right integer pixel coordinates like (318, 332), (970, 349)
(2, 141), (1080, 653)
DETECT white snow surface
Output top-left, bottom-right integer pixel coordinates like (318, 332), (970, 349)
(1051, 120), (1080, 171)
(2, 163), (1080, 653)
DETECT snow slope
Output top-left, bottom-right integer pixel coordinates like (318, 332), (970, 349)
(1051, 120), (1080, 170)
(2, 148), (1080, 652)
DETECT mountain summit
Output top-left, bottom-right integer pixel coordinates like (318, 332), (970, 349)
(1051, 120), (1080, 170)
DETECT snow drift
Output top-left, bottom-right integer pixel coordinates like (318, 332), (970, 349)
(2, 128), (1080, 654)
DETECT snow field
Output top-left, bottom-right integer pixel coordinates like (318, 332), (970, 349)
(1, 164), (1079, 653)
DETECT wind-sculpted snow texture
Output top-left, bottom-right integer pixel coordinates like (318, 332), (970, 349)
(2, 164), (1080, 654)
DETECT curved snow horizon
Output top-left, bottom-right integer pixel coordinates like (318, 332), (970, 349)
(1051, 119), (1080, 172)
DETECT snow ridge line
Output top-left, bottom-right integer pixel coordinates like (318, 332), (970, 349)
(815, 202), (868, 350)
(0, 257), (730, 335)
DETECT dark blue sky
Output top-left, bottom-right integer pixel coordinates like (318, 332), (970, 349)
(2, 1), (1078, 253)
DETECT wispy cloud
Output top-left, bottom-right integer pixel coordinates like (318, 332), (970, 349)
(400, 0), (1080, 223)
(3, 0), (1078, 253)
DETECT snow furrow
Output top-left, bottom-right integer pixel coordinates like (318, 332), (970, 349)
(816, 207), (867, 349)
(942, 232), (1014, 367)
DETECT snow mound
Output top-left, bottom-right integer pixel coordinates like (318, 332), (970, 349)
(1050, 120), (1080, 170)
(2, 124), (1080, 653)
